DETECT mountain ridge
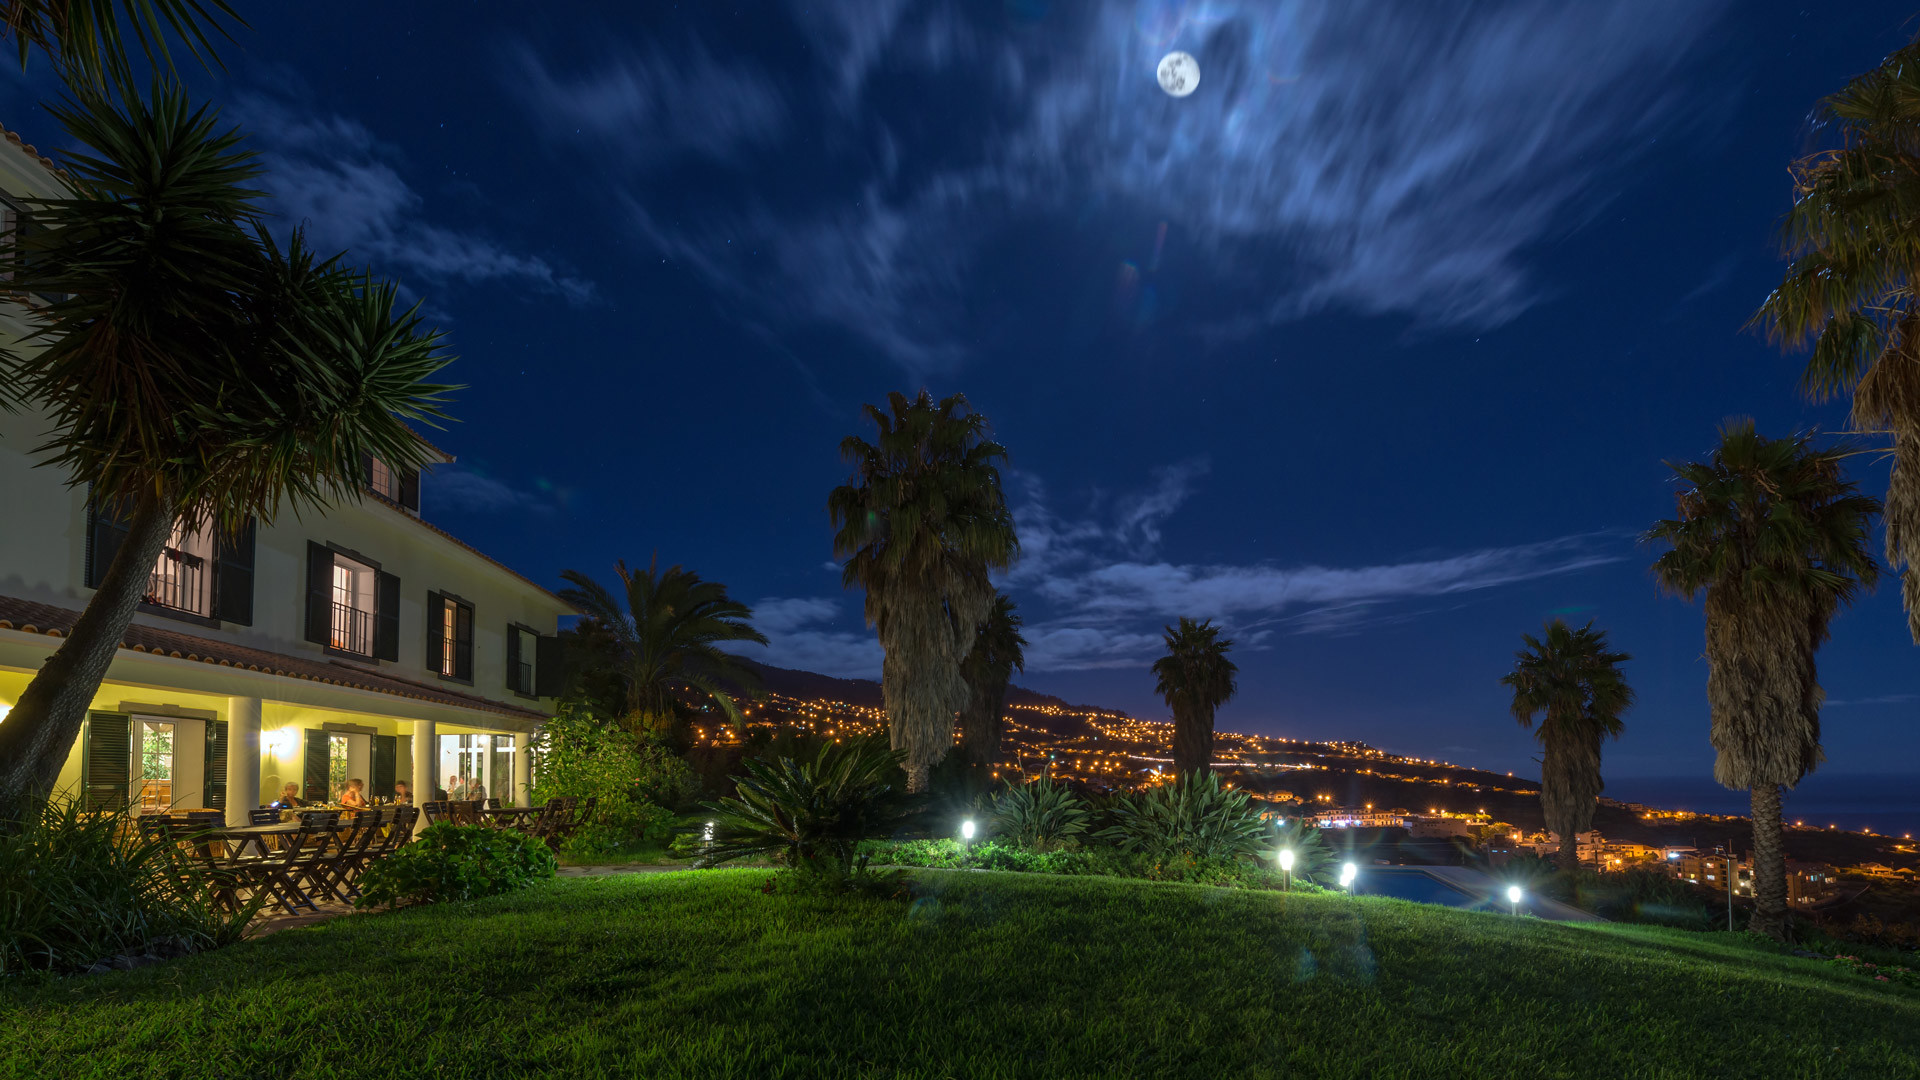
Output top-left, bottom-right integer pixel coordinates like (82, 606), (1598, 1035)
(737, 658), (1126, 717)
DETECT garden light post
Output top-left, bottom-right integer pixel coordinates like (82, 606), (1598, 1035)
(1339, 862), (1356, 891)
(961, 819), (976, 849)
(1506, 884), (1522, 917)
(1278, 848), (1294, 892)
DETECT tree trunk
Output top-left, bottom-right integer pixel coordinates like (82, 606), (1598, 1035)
(1557, 835), (1580, 875)
(1171, 705), (1214, 781)
(0, 485), (173, 820)
(1748, 782), (1790, 940)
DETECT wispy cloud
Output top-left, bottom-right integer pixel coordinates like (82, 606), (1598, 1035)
(231, 95), (593, 304)
(514, 0), (1724, 370)
(1823, 694), (1919, 708)
(728, 596), (883, 679)
(427, 465), (566, 517)
(1008, 464), (1624, 671)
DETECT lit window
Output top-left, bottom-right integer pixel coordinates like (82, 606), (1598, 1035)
(147, 519), (215, 616)
(330, 555), (375, 655)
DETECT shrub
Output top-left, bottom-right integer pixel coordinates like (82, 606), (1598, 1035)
(991, 777), (1091, 851)
(532, 706), (693, 857)
(1270, 819), (1337, 886)
(355, 825), (556, 909)
(560, 802), (676, 863)
(704, 737), (909, 891)
(1098, 772), (1269, 862)
(0, 797), (257, 976)
(866, 838), (1126, 876)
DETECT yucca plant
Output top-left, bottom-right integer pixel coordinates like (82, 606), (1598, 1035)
(0, 796), (258, 976)
(704, 738), (911, 889)
(991, 776), (1091, 851)
(1099, 772), (1269, 862)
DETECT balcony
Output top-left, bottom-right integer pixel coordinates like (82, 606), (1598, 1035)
(145, 547), (210, 616)
(330, 601), (373, 656)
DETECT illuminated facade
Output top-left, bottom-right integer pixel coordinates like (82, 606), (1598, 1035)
(0, 123), (571, 823)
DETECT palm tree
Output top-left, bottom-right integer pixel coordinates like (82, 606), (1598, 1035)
(0, 0), (239, 90)
(1152, 617), (1238, 780)
(557, 557), (767, 744)
(958, 593), (1026, 769)
(1501, 619), (1634, 874)
(1753, 38), (1920, 640)
(0, 86), (455, 815)
(830, 390), (1017, 793)
(1647, 421), (1879, 939)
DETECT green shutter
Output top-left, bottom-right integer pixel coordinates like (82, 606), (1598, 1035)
(454, 603), (474, 682)
(303, 729), (329, 802)
(203, 719), (229, 810)
(213, 520), (256, 626)
(505, 625), (522, 694)
(82, 712), (131, 811)
(372, 734), (397, 801)
(305, 542), (332, 645)
(374, 570), (400, 661)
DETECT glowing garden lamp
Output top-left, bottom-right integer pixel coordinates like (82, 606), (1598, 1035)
(1506, 884), (1523, 916)
(1278, 848), (1295, 891)
(1339, 862), (1357, 891)
(961, 819), (976, 846)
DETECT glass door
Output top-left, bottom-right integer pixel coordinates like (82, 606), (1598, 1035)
(134, 720), (176, 813)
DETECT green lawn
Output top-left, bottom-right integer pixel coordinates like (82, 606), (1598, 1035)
(4, 869), (1916, 1079)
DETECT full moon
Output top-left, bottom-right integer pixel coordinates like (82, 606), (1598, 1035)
(1156, 51), (1199, 97)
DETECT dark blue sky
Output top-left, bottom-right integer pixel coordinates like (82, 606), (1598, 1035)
(8, 1), (1918, 780)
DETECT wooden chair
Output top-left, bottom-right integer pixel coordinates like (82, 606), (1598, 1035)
(532, 796), (580, 852)
(448, 800), (483, 826)
(220, 823), (324, 915)
(247, 808), (281, 826)
(421, 800), (451, 827)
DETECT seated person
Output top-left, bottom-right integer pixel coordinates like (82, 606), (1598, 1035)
(271, 782), (303, 809)
(392, 780), (412, 805)
(447, 773), (465, 801)
(467, 780), (487, 803)
(339, 778), (370, 809)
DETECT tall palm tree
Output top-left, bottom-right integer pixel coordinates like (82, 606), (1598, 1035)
(1753, 38), (1920, 640)
(0, 86), (456, 815)
(958, 593), (1026, 769)
(830, 390), (1017, 793)
(557, 558), (767, 743)
(1501, 619), (1634, 874)
(1152, 617), (1237, 779)
(1647, 421), (1879, 939)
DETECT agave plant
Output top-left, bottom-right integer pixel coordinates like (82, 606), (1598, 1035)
(1098, 772), (1269, 862)
(990, 776), (1092, 851)
(1270, 818), (1337, 887)
(704, 738), (911, 886)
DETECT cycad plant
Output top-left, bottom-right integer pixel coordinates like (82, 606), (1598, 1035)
(1152, 617), (1238, 779)
(830, 391), (1018, 793)
(990, 775), (1091, 851)
(1647, 421), (1879, 939)
(1501, 620), (1634, 874)
(557, 557), (767, 741)
(959, 593), (1026, 769)
(1753, 39), (1920, 639)
(1100, 771), (1268, 863)
(704, 738), (911, 889)
(0, 86), (456, 814)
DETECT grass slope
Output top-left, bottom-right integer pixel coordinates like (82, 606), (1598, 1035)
(4, 870), (1917, 1079)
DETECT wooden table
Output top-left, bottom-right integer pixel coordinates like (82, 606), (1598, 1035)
(202, 822), (335, 858)
(481, 807), (541, 828)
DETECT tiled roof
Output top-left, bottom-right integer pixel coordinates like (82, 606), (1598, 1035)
(0, 120), (66, 179)
(0, 594), (548, 723)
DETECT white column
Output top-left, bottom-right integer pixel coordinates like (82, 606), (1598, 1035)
(513, 732), (532, 807)
(225, 696), (262, 827)
(412, 718), (435, 808)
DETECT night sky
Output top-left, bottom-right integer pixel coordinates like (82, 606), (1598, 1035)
(6, 1), (1918, 781)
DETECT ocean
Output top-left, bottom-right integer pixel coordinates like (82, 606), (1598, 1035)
(1603, 774), (1920, 840)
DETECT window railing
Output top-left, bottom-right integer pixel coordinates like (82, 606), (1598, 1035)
(515, 660), (534, 694)
(146, 547), (210, 616)
(330, 601), (372, 655)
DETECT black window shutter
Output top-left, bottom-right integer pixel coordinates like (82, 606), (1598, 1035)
(85, 492), (133, 590)
(305, 542), (333, 645)
(399, 467), (420, 512)
(82, 712), (131, 811)
(425, 591), (444, 672)
(505, 625), (522, 693)
(360, 452), (375, 489)
(454, 603), (474, 682)
(371, 734), (396, 800)
(304, 729), (329, 802)
(374, 571), (401, 661)
(204, 719), (229, 811)
(535, 634), (565, 697)
(213, 519), (256, 626)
